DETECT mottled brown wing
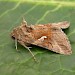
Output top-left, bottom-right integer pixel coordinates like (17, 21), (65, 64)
(52, 21), (70, 29)
(32, 27), (72, 55)
(49, 28), (72, 55)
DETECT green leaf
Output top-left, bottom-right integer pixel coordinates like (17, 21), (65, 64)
(0, 0), (75, 75)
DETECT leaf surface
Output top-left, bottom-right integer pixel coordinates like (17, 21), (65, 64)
(0, 0), (75, 75)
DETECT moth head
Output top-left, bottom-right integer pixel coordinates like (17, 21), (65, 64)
(11, 28), (19, 40)
(11, 18), (27, 39)
(11, 18), (34, 43)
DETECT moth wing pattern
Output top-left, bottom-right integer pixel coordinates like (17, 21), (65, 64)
(52, 21), (70, 29)
(31, 23), (72, 55)
(11, 18), (72, 55)
(50, 28), (72, 55)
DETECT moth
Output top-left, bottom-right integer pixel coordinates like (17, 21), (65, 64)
(11, 18), (72, 61)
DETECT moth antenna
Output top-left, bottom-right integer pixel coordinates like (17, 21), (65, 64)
(15, 39), (17, 50)
(23, 45), (38, 62)
(22, 17), (27, 26)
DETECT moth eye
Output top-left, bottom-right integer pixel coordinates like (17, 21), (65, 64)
(11, 36), (15, 39)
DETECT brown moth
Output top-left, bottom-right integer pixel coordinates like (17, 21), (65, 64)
(11, 18), (72, 61)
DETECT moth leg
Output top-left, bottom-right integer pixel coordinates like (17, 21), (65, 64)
(18, 40), (38, 62)
(15, 39), (19, 51)
(23, 45), (38, 62)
